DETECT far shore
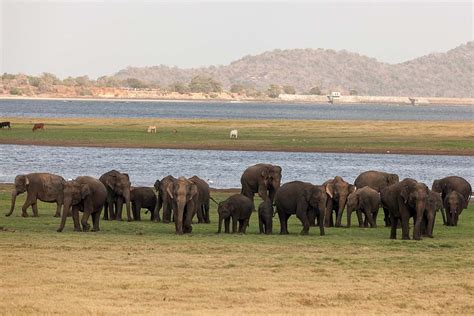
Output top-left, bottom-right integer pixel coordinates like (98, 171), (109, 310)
(1, 94), (473, 106)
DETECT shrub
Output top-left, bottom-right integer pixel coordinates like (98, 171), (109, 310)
(9, 87), (22, 95)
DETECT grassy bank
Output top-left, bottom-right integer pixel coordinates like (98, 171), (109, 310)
(0, 117), (473, 155)
(0, 184), (473, 314)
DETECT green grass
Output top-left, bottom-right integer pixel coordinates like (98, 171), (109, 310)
(0, 117), (473, 154)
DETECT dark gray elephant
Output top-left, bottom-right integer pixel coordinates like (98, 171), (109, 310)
(100, 170), (132, 221)
(346, 186), (380, 228)
(189, 176), (212, 224)
(166, 177), (198, 234)
(323, 176), (356, 227)
(130, 187), (158, 221)
(6, 173), (65, 218)
(57, 176), (107, 232)
(258, 199), (273, 234)
(217, 194), (253, 234)
(432, 176), (471, 210)
(154, 175), (177, 223)
(443, 191), (466, 226)
(241, 163), (282, 204)
(354, 170), (399, 226)
(420, 190), (443, 237)
(381, 178), (430, 240)
(275, 181), (331, 236)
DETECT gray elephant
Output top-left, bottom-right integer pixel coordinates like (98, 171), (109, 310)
(275, 181), (332, 236)
(100, 170), (132, 221)
(166, 177), (198, 234)
(189, 176), (212, 224)
(130, 187), (158, 221)
(346, 186), (380, 228)
(354, 170), (399, 226)
(432, 176), (471, 210)
(381, 178), (430, 240)
(154, 175), (177, 223)
(6, 173), (65, 218)
(444, 191), (466, 226)
(241, 163), (282, 204)
(258, 199), (273, 234)
(217, 194), (253, 234)
(420, 190), (443, 237)
(323, 176), (356, 227)
(57, 176), (107, 232)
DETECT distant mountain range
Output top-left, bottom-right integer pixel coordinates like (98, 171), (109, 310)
(114, 42), (473, 97)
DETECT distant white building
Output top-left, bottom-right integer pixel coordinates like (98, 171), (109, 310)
(327, 91), (341, 104)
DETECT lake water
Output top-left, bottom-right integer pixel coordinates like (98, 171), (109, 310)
(0, 144), (472, 189)
(0, 99), (472, 121)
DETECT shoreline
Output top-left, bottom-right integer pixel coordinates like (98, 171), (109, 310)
(0, 139), (472, 156)
(1, 95), (473, 106)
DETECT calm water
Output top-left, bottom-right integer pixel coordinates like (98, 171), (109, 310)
(0, 144), (472, 188)
(0, 99), (472, 121)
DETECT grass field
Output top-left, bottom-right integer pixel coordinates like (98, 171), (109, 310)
(0, 117), (473, 155)
(0, 184), (473, 314)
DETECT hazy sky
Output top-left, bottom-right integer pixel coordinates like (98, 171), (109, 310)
(1, 1), (472, 78)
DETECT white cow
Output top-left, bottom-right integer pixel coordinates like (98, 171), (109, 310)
(230, 129), (238, 139)
(147, 126), (157, 133)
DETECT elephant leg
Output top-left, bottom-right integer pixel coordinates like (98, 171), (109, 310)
(183, 212), (193, 234)
(57, 205), (68, 232)
(31, 202), (39, 217)
(242, 219), (249, 233)
(196, 206), (204, 223)
(296, 209), (310, 235)
(308, 208), (316, 227)
(427, 212), (436, 238)
(102, 201), (109, 220)
(258, 215), (264, 233)
(91, 211), (100, 232)
(72, 206), (81, 232)
(390, 216), (398, 239)
(204, 202), (210, 224)
(346, 209), (352, 228)
(81, 211), (91, 232)
(224, 217), (230, 233)
(162, 201), (171, 223)
(317, 208), (325, 236)
(21, 194), (36, 217)
(356, 209), (364, 228)
(116, 197), (124, 221)
(366, 211), (376, 228)
(279, 212), (289, 235)
(413, 211), (424, 241)
(267, 217), (273, 234)
(135, 204), (142, 221)
(383, 207), (391, 227)
(232, 216), (238, 234)
(400, 213), (410, 240)
(440, 208), (447, 225)
(335, 208), (344, 228)
(54, 202), (61, 217)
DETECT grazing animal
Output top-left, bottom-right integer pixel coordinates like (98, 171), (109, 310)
(172, 129), (177, 133)
(32, 123), (45, 131)
(147, 126), (157, 133)
(230, 129), (238, 139)
(0, 121), (11, 128)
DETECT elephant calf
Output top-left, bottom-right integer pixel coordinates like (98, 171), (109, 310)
(346, 186), (380, 228)
(130, 187), (158, 221)
(258, 200), (273, 234)
(444, 191), (466, 226)
(217, 194), (253, 234)
(420, 190), (443, 237)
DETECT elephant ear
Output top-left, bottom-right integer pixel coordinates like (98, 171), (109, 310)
(81, 184), (91, 199)
(166, 183), (174, 199)
(400, 186), (410, 204)
(324, 183), (334, 199)
(189, 184), (198, 201)
(24, 176), (30, 186)
(105, 175), (116, 191)
(349, 184), (357, 194)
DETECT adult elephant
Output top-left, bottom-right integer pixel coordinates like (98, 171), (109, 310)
(167, 177), (199, 234)
(189, 175), (212, 224)
(381, 178), (430, 240)
(154, 175), (177, 223)
(275, 181), (332, 236)
(354, 170), (399, 226)
(323, 176), (356, 227)
(346, 186), (380, 228)
(57, 176), (107, 232)
(100, 170), (132, 221)
(241, 164), (282, 204)
(432, 176), (472, 210)
(130, 187), (158, 221)
(5, 173), (65, 218)
(421, 190), (443, 237)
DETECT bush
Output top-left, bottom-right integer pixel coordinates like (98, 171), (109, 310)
(9, 87), (22, 95)
(189, 76), (222, 93)
(169, 82), (189, 94)
(124, 78), (148, 89)
(28, 76), (41, 87)
(230, 83), (246, 94)
(283, 85), (296, 94)
(308, 87), (322, 95)
(349, 89), (358, 96)
(267, 84), (282, 98)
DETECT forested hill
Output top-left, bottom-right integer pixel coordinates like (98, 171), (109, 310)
(114, 42), (473, 97)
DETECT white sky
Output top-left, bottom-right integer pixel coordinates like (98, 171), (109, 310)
(1, 0), (472, 78)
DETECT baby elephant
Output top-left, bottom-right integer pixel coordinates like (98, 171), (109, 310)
(217, 194), (253, 234)
(130, 187), (158, 221)
(258, 200), (273, 234)
(444, 191), (466, 226)
(346, 186), (380, 228)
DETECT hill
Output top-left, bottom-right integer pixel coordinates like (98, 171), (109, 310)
(114, 42), (473, 97)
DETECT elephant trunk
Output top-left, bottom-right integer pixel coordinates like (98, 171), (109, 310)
(217, 214), (223, 233)
(413, 201), (425, 240)
(5, 190), (17, 216)
(176, 201), (185, 234)
(57, 199), (71, 232)
(124, 191), (132, 222)
(335, 196), (346, 227)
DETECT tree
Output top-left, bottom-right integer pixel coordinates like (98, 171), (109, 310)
(41, 73), (60, 85)
(283, 85), (296, 94)
(124, 78), (148, 89)
(230, 83), (246, 94)
(188, 75), (222, 93)
(349, 89), (358, 96)
(74, 76), (91, 87)
(308, 86), (322, 95)
(169, 82), (189, 94)
(27, 76), (41, 87)
(267, 84), (282, 98)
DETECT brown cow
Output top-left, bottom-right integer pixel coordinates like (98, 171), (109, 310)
(0, 121), (11, 129)
(32, 123), (45, 131)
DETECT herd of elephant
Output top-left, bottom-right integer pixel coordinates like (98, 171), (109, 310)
(4, 163), (472, 240)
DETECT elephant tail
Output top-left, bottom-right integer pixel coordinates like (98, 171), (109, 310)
(209, 196), (219, 205)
